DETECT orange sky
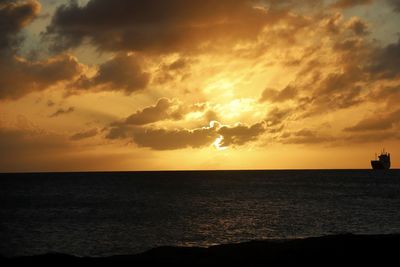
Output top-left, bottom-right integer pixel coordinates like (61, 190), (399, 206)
(1, 0), (400, 172)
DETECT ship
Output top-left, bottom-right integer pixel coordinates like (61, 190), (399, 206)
(371, 149), (391, 170)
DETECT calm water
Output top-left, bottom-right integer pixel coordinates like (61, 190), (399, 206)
(1, 170), (400, 257)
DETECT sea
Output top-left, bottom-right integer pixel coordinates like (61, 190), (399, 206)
(1, 170), (400, 257)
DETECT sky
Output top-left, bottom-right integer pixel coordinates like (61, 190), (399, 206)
(1, 0), (400, 172)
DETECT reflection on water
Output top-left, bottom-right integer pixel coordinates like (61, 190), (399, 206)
(1, 170), (400, 257)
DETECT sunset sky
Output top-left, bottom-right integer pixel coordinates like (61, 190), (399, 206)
(1, 0), (400, 172)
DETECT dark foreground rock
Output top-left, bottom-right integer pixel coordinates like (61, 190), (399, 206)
(1, 234), (399, 266)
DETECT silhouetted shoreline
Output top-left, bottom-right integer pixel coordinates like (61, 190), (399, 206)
(2, 234), (399, 266)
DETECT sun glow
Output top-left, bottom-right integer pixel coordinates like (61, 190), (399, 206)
(204, 79), (236, 99)
(213, 135), (228, 151)
(214, 98), (258, 121)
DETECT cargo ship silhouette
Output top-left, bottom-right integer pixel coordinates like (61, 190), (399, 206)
(371, 149), (391, 170)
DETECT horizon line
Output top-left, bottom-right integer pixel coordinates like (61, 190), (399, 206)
(1, 168), (399, 175)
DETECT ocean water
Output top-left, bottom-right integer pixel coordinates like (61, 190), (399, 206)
(1, 170), (400, 257)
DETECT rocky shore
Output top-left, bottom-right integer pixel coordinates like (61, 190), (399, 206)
(1, 234), (399, 266)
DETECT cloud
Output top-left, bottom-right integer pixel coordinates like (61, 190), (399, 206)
(289, 22), (400, 119)
(217, 122), (267, 147)
(203, 110), (220, 123)
(311, 71), (364, 110)
(104, 98), (189, 140)
(333, 38), (364, 51)
(132, 125), (218, 150)
(345, 109), (400, 131)
(105, 99), (219, 143)
(106, 120), (267, 150)
(108, 98), (212, 132)
(368, 86), (400, 106)
(343, 130), (400, 143)
(387, 0), (400, 12)
(257, 26), (400, 133)
(254, 12), (379, 121)
(0, 1), (84, 100)
(105, 124), (134, 140)
(125, 98), (183, 125)
(47, 100), (55, 107)
(167, 58), (188, 71)
(0, 127), (68, 154)
(0, 53), (83, 100)
(331, 0), (373, 9)
(0, 0), (41, 50)
(70, 128), (98, 141)
(155, 57), (192, 84)
(368, 38), (400, 79)
(49, 107), (74, 117)
(265, 107), (293, 126)
(345, 17), (369, 36)
(0, 127), (132, 172)
(0, 127), (71, 171)
(253, 9), (400, 128)
(73, 53), (150, 94)
(324, 12), (344, 34)
(45, 0), (285, 54)
(279, 129), (333, 144)
(259, 86), (298, 103)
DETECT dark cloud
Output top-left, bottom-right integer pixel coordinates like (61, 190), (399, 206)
(324, 12), (343, 34)
(259, 86), (298, 103)
(298, 68), (365, 118)
(45, 0), (286, 54)
(313, 74), (363, 109)
(108, 99), (212, 133)
(344, 109), (400, 132)
(104, 98), (191, 140)
(368, 38), (400, 79)
(106, 120), (267, 150)
(73, 53), (150, 94)
(217, 122), (266, 147)
(155, 57), (191, 84)
(258, 16), (380, 122)
(167, 58), (188, 71)
(375, 86), (400, 99)
(368, 86), (400, 106)
(49, 107), (74, 118)
(132, 125), (218, 150)
(125, 98), (183, 125)
(292, 30), (400, 118)
(0, 0), (40, 50)
(105, 124), (134, 140)
(387, 0), (400, 12)
(265, 107), (293, 127)
(268, 29), (400, 125)
(70, 128), (98, 141)
(0, 1), (83, 100)
(346, 17), (369, 36)
(333, 38), (364, 51)
(317, 69), (362, 96)
(0, 53), (83, 100)
(47, 100), (55, 107)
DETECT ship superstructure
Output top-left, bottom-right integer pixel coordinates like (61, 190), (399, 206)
(371, 149), (391, 170)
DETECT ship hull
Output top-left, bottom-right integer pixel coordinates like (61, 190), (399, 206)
(371, 160), (390, 170)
